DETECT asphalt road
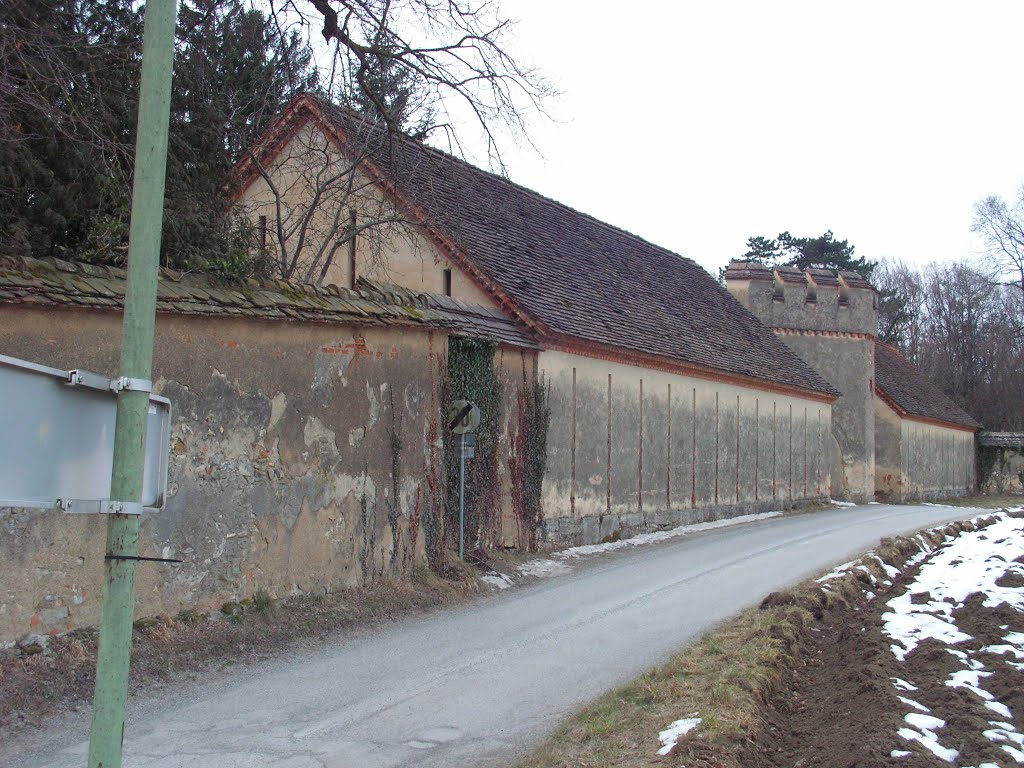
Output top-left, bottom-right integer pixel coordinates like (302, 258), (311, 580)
(2, 503), (979, 768)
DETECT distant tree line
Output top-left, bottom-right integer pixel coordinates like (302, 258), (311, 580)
(737, 195), (1024, 431)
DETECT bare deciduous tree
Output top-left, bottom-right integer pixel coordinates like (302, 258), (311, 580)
(243, 108), (422, 284)
(881, 259), (1024, 431)
(235, 0), (553, 284)
(285, 0), (554, 166)
(874, 259), (924, 354)
(972, 187), (1024, 299)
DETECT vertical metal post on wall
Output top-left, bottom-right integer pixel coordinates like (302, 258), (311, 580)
(87, 0), (177, 765)
(459, 433), (466, 560)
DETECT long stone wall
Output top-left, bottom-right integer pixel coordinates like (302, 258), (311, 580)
(0, 307), (458, 643)
(538, 350), (832, 545)
(874, 397), (976, 500)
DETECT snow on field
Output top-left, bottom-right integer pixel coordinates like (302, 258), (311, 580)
(656, 712), (701, 756)
(515, 511), (782, 580)
(898, 712), (959, 762)
(879, 510), (1024, 763)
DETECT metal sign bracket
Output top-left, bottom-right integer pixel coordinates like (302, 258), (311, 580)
(66, 370), (153, 394)
(57, 499), (146, 516)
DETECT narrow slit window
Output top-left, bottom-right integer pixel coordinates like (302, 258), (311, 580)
(258, 215), (267, 250)
(443, 268), (452, 296)
(348, 209), (357, 290)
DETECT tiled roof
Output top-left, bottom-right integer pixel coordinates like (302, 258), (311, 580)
(874, 342), (979, 429)
(978, 432), (1024, 448)
(0, 255), (537, 349)
(354, 277), (538, 349)
(805, 268), (840, 287)
(303, 98), (838, 398)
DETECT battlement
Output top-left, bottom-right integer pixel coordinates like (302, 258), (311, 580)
(725, 261), (877, 336)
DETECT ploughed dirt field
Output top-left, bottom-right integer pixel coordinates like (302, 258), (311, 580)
(746, 511), (1024, 768)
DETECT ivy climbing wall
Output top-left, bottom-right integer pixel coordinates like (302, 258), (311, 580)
(441, 337), (545, 554)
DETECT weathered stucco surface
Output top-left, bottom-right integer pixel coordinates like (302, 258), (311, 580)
(901, 419), (976, 500)
(538, 350), (831, 544)
(236, 122), (496, 306)
(0, 307), (452, 643)
(874, 397), (975, 501)
(727, 269), (877, 502)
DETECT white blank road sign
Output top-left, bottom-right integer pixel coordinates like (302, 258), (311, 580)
(0, 353), (170, 512)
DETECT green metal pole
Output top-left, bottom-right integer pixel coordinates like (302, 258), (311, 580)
(87, 0), (176, 765)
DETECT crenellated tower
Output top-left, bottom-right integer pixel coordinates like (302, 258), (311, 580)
(725, 261), (878, 502)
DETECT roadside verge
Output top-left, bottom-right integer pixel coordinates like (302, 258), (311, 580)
(516, 507), (1024, 768)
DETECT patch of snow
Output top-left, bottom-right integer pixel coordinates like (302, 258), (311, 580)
(891, 750), (912, 758)
(555, 511), (783, 560)
(898, 712), (959, 762)
(657, 713), (701, 756)
(515, 511), (784, 579)
(1002, 744), (1024, 763)
(815, 559), (861, 583)
(945, 668), (1013, 717)
(829, 499), (858, 507)
(983, 724), (1024, 747)
(884, 610), (973, 661)
(517, 559), (573, 578)
(985, 700), (1013, 719)
(480, 572), (513, 590)
(872, 555), (901, 579)
(892, 677), (919, 691)
(905, 712), (946, 731)
(899, 696), (930, 712)
(882, 514), (1024, 661)
(982, 643), (1024, 659)
(946, 669), (994, 699)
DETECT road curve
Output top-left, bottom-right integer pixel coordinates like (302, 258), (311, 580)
(2, 503), (980, 768)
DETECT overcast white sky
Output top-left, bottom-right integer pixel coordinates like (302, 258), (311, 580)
(473, 0), (1024, 276)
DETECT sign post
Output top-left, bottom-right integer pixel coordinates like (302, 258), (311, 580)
(447, 400), (480, 560)
(86, 1), (177, 765)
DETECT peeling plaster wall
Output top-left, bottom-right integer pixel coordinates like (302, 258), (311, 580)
(899, 419), (976, 501)
(874, 397), (904, 498)
(493, 346), (538, 549)
(874, 396), (975, 500)
(0, 307), (448, 643)
(538, 350), (831, 545)
(778, 332), (875, 501)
